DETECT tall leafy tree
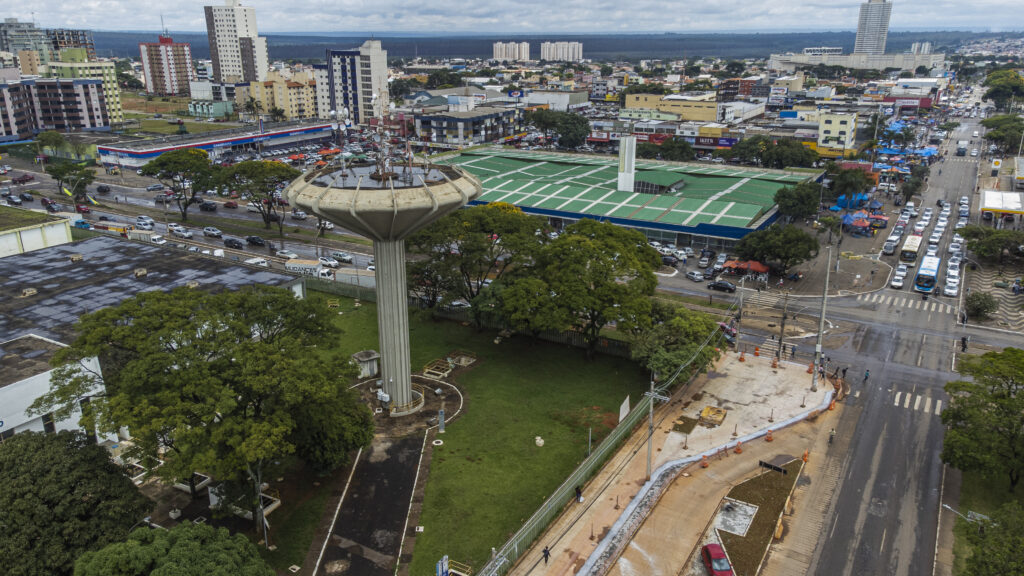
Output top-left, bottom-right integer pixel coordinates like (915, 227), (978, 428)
(942, 348), (1024, 489)
(0, 431), (151, 576)
(556, 113), (591, 149)
(959, 226), (1024, 262)
(220, 160), (301, 233)
(36, 130), (66, 157)
(829, 168), (870, 202)
(774, 182), (822, 220)
(30, 286), (374, 534)
(734, 225), (820, 273)
(499, 276), (568, 340)
(631, 301), (720, 380)
(539, 219), (659, 356)
(140, 149), (219, 222)
(74, 522), (274, 576)
(963, 501), (1024, 576)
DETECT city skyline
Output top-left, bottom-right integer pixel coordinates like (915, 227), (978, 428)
(9, 0), (1024, 34)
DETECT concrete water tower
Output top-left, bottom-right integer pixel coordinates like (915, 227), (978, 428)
(286, 160), (482, 415)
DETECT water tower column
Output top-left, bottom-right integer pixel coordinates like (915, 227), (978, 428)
(617, 135), (637, 192)
(374, 238), (413, 408)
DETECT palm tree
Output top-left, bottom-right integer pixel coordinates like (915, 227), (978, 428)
(242, 97), (263, 120)
(268, 107), (286, 123)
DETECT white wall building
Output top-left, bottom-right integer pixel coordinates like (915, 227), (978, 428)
(818, 111), (858, 157)
(324, 40), (388, 125)
(854, 0), (892, 55)
(493, 41), (530, 62)
(204, 0), (268, 83)
(0, 209), (73, 258)
(540, 41), (583, 62)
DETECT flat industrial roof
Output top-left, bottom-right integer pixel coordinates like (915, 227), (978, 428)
(0, 334), (63, 389)
(438, 149), (809, 237)
(0, 236), (301, 343)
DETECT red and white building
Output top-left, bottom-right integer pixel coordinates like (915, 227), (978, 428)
(139, 36), (195, 96)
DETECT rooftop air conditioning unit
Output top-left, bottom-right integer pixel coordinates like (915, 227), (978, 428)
(134, 268), (147, 278)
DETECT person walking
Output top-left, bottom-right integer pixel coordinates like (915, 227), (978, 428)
(863, 369), (870, 383)
(542, 546), (550, 565)
(842, 367), (848, 380)
(829, 428), (836, 445)
(575, 485), (582, 503)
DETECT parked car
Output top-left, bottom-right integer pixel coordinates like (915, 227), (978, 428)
(246, 235), (266, 246)
(707, 280), (736, 293)
(11, 174), (34, 184)
(661, 255), (679, 267)
(223, 200), (238, 209)
(146, 184), (164, 192)
(291, 210), (308, 220)
(686, 270), (704, 282)
(202, 226), (222, 238)
(701, 543), (734, 576)
(223, 238), (244, 249)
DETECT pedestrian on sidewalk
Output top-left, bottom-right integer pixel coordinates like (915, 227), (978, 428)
(863, 369), (870, 383)
(842, 367), (848, 380)
(542, 546), (550, 564)
(829, 428), (836, 445)
(575, 485), (582, 503)
(791, 346), (796, 359)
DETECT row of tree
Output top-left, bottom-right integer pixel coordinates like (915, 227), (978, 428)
(523, 109), (592, 148)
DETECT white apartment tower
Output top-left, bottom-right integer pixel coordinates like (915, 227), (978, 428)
(854, 0), (892, 55)
(492, 42), (530, 62)
(540, 42), (583, 62)
(204, 0), (269, 83)
(325, 40), (388, 126)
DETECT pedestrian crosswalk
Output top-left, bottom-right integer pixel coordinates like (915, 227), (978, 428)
(893, 390), (943, 415)
(741, 290), (782, 308)
(855, 292), (955, 314)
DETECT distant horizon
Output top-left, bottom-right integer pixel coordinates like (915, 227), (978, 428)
(93, 27), (1023, 36)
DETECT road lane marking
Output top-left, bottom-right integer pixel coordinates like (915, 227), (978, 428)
(855, 390), (861, 398)
(924, 397), (932, 413)
(904, 394), (912, 408)
(915, 396), (922, 411)
(894, 392), (902, 406)
(935, 400), (943, 414)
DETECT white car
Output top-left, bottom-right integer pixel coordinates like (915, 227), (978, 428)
(943, 283), (959, 297)
(948, 242), (962, 254)
(891, 275), (905, 289)
(914, 222), (927, 234)
(929, 231), (943, 244)
(919, 217), (931, 228)
(937, 215), (949, 226)
(949, 255), (963, 267)
(959, 196), (969, 206)
(947, 265), (961, 279)
(202, 226), (222, 238)
(318, 256), (339, 268)
(946, 275), (961, 288)
(926, 244), (939, 257)
(940, 209), (951, 219)
(955, 219), (968, 229)
(953, 233), (965, 244)
(922, 208), (934, 219)
(895, 263), (909, 278)
(171, 228), (192, 239)
(276, 249), (298, 259)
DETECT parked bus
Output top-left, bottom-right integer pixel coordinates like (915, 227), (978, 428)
(900, 236), (923, 265)
(914, 256), (941, 294)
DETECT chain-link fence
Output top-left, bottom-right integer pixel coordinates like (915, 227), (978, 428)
(476, 399), (650, 576)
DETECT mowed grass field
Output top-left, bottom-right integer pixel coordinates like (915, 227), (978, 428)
(304, 292), (648, 573)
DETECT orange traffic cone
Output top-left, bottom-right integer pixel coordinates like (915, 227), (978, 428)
(739, 351), (746, 362)
(802, 450), (809, 463)
(701, 455), (709, 468)
(807, 363), (814, 374)
(766, 429), (774, 442)
(829, 399), (836, 411)
(734, 441), (743, 454)
(754, 346), (760, 357)
(771, 357), (778, 368)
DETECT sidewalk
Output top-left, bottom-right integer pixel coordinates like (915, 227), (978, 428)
(506, 352), (832, 576)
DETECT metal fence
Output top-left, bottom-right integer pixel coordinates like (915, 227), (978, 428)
(476, 398), (651, 576)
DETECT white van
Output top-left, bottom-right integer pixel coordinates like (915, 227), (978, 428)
(972, 131), (979, 138)
(244, 257), (269, 267)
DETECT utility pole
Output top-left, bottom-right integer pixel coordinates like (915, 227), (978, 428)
(778, 291), (789, 359)
(644, 378), (669, 480)
(812, 245), (832, 392)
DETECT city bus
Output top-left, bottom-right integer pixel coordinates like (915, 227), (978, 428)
(900, 236), (923, 265)
(914, 255), (941, 294)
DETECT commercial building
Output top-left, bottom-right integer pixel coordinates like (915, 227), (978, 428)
(803, 47), (843, 56)
(0, 77), (110, 142)
(46, 48), (122, 123)
(139, 36), (196, 96)
(854, 0), (892, 55)
(0, 206), (73, 257)
(540, 41), (583, 62)
(249, 70), (318, 120)
(187, 99), (234, 118)
(322, 40), (388, 125)
(414, 107), (524, 147)
(16, 49), (40, 75)
(767, 51), (944, 72)
(204, 0), (269, 83)
(910, 42), (932, 55)
(524, 90), (590, 112)
(624, 92), (718, 123)
(817, 111), (858, 158)
(493, 41), (530, 62)
(47, 29), (95, 61)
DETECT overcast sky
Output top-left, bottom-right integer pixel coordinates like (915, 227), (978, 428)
(14, 0), (1024, 33)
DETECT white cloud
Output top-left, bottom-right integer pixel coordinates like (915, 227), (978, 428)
(13, 0), (1024, 33)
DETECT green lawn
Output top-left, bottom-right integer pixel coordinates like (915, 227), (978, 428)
(304, 292), (648, 574)
(952, 470), (1023, 575)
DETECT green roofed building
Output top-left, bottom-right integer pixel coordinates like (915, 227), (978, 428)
(437, 149), (814, 249)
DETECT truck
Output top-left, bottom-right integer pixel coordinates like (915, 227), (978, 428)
(956, 141), (969, 156)
(1016, 157), (1024, 190)
(128, 229), (159, 243)
(284, 259), (335, 279)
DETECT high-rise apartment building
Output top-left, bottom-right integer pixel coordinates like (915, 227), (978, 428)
(493, 41), (530, 62)
(0, 18), (51, 64)
(854, 0), (892, 55)
(204, 0), (268, 83)
(140, 36), (195, 96)
(910, 42), (932, 55)
(540, 42), (583, 62)
(0, 77), (109, 142)
(323, 40), (388, 126)
(48, 29), (95, 61)
(47, 48), (122, 123)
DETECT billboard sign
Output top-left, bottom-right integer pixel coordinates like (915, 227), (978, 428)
(507, 90), (523, 98)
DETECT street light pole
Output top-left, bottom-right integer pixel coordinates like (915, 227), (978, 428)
(811, 245), (832, 392)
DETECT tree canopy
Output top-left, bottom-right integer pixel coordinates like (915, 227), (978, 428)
(74, 522), (274, 576)
(983, 68), (1024, 110)
(220, 160), (301, 232)
(631, 301), (721, 380)
(46, 164), (96, 204)
(942, 348), (1024, 489)
(829, 168), (871, 202)
(30, 286), (374, 530)
(959, 225), (1024, 262)
(637, 138), (696, 162)
(727, 135), (818, 169)
(774, 182), (822, 220)
(140, 149), (219, 221)
(0, 431), (151, 576)
(963, 501), (1024, 576)
(734, 224), (819, 273)
(981, 114), (1024, 154)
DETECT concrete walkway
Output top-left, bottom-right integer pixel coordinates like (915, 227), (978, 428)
(506, 351), (832, 576)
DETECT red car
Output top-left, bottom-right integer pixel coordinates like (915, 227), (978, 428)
(12, 174), (34, 184)
(700, 544), (734, 576)
(223, 200), (238, 209)
(75, 204), (91, 214)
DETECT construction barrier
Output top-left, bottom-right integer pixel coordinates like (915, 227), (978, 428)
(701, 455), (709, 468)
(754, 346), (760, 357)
(766, 429), (774, 442)
(734, 441), (743, 454)
(739, 351), (746, 362)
